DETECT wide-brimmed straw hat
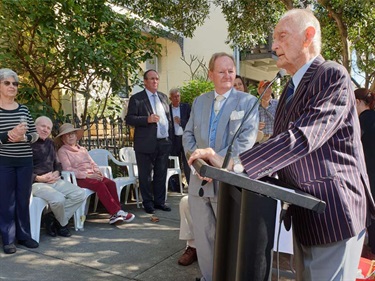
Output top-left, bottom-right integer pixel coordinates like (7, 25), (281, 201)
(55, 123), (84, 146)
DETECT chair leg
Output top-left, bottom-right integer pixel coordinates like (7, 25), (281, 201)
(178, 173), (183, 195)
(74, 191), (94, 231)
(134, 185), (140, 208)
(93, 194), (99, 212)
(165, 171), (173, 201)
(124, 185), (130, 205)
(29, 198), (48, 243)
(74, 201), (87, 231)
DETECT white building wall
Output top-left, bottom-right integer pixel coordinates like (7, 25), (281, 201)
(133, 4), (232, 96)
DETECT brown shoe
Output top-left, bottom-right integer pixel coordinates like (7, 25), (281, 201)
(178, 246), (197, 266)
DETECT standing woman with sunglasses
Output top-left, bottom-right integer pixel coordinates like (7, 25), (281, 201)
(0, 68), (39, 254)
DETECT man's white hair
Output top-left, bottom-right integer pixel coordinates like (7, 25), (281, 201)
(35, 116), (52, 126)
(281, 9), (322, 55)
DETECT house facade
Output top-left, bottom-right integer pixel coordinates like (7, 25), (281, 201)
(134, 4), (279, 96)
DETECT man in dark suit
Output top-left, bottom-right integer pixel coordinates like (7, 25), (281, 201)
(188, 9), (375, 281)
(169, 88), (191, 189)
(126, 69), (173, 214)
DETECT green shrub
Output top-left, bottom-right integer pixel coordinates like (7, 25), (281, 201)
(179, 79), (214, 105)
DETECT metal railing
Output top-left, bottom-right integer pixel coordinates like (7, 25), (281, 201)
(53, 114), (133, 158)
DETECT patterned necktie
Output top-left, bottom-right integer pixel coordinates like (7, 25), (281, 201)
(152, 94), (168, 137)
(214, 95), (225, 115)
(285, 79), (295, 111)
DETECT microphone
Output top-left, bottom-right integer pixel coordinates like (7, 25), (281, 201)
(199, 69), (286, 193)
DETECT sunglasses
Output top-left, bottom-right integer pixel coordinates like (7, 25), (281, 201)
(1, 81), (19, 87)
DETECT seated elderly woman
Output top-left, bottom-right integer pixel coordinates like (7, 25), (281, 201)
(56, 123), (135, 225)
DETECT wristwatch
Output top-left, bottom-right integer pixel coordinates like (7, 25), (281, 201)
(233, 157), (244, 174)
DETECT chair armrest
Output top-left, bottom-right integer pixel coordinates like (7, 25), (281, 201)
(61, 171), (78, 185)
(109, 154), (136, 178)
(98, 165), (113, 180)
(168, 156), (180, 169)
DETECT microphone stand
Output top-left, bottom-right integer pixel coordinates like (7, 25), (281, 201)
(221, 70), (285, 169)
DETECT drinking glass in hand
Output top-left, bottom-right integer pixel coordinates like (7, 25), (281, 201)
(19, 116), (28, 130)
(19, 116), (27, 125)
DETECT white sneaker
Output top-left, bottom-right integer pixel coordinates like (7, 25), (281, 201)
(117, 210), (135, 223)
(109, 213), (124, 225)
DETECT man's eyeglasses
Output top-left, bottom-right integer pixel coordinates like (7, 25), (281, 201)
(1, 81), (19, 87)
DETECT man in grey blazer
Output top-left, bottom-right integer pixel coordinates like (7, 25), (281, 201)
(183, 52), (259, 281)
(188, 9), (375, 281)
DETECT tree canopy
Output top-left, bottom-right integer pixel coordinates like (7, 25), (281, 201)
(0, 0), (162, 119)
(215, 0), (375, 88)
(119, 0), (375, 87)
(1, 0), (375, 119)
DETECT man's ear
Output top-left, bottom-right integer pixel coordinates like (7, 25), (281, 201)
(208, 70), (213, 82)
(304, 26), (316, 47)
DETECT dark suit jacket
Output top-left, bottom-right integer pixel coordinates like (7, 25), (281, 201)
(359, 110), (375, 194)
(169, 102), (191, 136)
(126, 90), (173, 154)
(240, 55), (375, 246)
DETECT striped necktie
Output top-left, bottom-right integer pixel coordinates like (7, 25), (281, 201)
(285, 79), (295, 111)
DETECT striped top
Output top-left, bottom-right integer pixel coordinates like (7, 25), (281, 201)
(0, 104), (37, 166)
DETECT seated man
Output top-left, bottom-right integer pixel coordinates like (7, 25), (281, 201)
(31, 116), (86, 237)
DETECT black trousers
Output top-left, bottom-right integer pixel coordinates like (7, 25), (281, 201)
(135, 139), (171, 209)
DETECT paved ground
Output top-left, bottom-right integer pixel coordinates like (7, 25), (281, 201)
(0, 192), (294, 281)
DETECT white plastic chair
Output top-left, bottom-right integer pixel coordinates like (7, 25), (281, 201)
(29, 195), (48, 242)
(88, 149), (138, 207)
(119, 147), (183, 202)
(166, 156), (183, 200)
(119, 147), (140, 207)
(61, 171), (95, 231)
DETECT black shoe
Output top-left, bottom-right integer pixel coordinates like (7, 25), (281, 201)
(154, 204), (171, 212)
(55, 224), (72, 237)
(3, 243), (16, 254)
(145, 208), (155, 214)
(18, 239), (39, 248)
(44, 213), (57, 237)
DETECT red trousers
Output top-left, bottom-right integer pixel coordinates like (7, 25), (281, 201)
(77, 177), (120, 215)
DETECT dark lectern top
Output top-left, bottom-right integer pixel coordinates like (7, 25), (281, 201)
(192, 158), (326, 214)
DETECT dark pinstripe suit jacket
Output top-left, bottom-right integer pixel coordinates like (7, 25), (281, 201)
(240, 55), (375, 246)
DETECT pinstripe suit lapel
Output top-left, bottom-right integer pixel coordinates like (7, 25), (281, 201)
(292, 56), (325, 106)
(276, 56), (326, 127)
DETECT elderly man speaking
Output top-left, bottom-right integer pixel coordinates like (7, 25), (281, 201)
(188, 9), (375, 281)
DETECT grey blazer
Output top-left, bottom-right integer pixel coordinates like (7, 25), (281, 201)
(183, 88), (258, 198)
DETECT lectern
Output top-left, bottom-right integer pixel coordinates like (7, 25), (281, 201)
(191, 159), (326, 281)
